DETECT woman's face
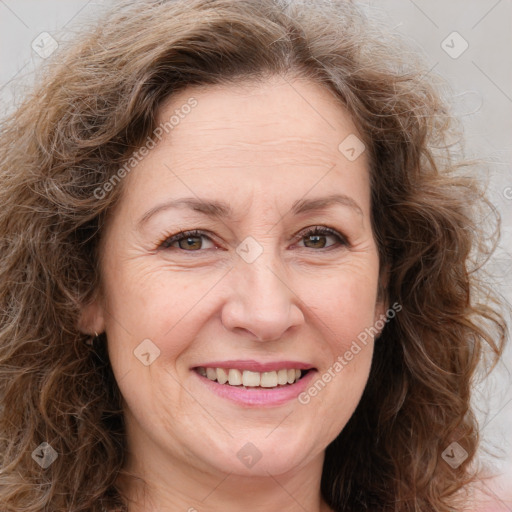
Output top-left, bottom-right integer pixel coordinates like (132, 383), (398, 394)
(85, 76), (387, 479)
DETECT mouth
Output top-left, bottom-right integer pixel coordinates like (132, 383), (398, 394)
(191, 361), (317, 407)
(194, 366), (313, 389)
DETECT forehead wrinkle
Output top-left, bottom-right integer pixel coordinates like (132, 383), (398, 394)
(168, 134), (338, 149)
(162, 140), (340, 169)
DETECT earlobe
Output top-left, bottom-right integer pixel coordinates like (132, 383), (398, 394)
(372, 300), (390, 341)
(77, 295), (106, 336)
(374, 264), (390, 338)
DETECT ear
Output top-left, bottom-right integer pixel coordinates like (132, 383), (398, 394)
(373, 263), (390, 338)
(77, 293), (106, 336)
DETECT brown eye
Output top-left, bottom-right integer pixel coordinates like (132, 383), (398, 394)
(160, 230), (216, 251)
(297, 226), (348, 250)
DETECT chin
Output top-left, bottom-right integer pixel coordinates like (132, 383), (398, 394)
(190, 430), (323, 477)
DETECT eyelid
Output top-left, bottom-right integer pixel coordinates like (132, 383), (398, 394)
(157, 229), (216, 250)
(294, 225), (349, 247)
(157, 225), (349, 251)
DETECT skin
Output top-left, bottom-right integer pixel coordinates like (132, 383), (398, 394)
(81, 75), (388, 512)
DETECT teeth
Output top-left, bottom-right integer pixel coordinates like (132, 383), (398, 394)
(261, 371), (278, 387)
(242, 370), (260, 387)
(197, 366), (307, 387)
(277, 369), (288, 385)
(228, 368), (242, 386)
(216, 367), (228, 384)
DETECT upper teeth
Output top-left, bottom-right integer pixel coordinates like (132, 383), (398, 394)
(197, 367), (303, 387)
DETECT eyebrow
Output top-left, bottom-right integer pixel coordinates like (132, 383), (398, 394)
(137, 193), (363, 229)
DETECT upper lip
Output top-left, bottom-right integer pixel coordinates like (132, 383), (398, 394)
(193, 360), (315, 372)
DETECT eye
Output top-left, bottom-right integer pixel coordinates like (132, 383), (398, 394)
(157, 226), (349, 253)
(158, 230), (216, 251)
(295, 226), (348, 250)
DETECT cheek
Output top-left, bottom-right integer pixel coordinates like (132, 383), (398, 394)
(103, 254), (191, 331)
(300, 259), (380, 346)
(102, 259), (223, 372)
(309, 277), (376, 385)
(293, 260), (378, 420)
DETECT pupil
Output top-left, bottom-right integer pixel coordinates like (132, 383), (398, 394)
(307, 235), (325, 248)
(181, 237), (201, 250)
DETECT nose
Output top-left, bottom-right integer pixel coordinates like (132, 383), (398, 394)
(221, 252), (305, 342)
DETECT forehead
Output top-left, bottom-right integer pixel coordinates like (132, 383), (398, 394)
(121, 77), (370, 217)
(156, 76), (362, 156)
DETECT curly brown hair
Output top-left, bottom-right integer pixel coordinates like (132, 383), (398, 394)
(0, 0), (508, 510)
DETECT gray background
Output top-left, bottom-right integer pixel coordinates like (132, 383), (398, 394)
(1, 0), (511, 507)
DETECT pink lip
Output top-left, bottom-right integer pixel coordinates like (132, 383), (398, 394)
(193, 368), (317, 407)
(193, 360), (314, 372)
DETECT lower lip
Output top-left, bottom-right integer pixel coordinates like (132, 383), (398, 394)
(193, 370), (317, 407)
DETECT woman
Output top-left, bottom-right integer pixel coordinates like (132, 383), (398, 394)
(0, 0), (507, 511)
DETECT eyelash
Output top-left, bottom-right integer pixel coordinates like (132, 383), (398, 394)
(157, 226), (349, 252)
